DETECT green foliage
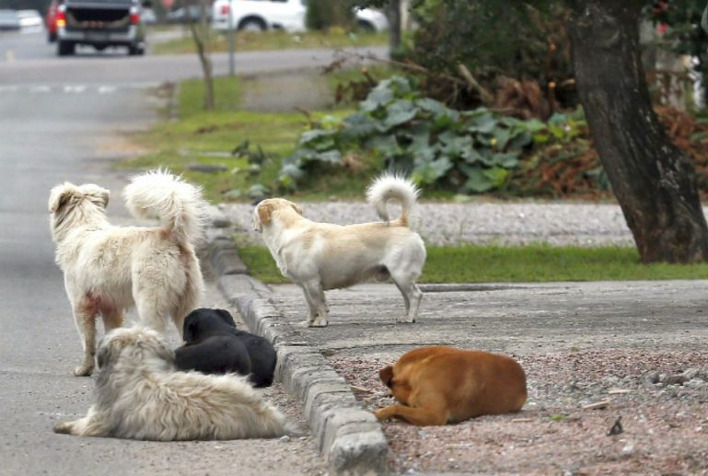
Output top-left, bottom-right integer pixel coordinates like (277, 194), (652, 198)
(399, 0), (572, 109)
(306, 0), (355, 31)
(278, 76), (545, 194)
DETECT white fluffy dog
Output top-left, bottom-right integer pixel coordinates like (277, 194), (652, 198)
(49, 170), (205, 376)
(253, 173), (426, 327)
(53, 326), (287, 441)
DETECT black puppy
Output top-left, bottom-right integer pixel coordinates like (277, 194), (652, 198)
(175, 335), (251, 376)
(181, 308), (277, 388)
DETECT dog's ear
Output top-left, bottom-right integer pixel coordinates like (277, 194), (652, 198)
(48, 184), (76, 214)
(256, 202), (272, 227)
(215, 308), (237, 328)
(96, 337), (121, 370)
(148, 335), (175, 363)
(83, 185), (110, 209)
(379, 365), (394, 388)
(290, 202), (303, 216)
(183, 316), (199, 343)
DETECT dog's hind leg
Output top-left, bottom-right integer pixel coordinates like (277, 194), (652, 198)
(100, 306), (124, 334)
(391, 276), (423, 323)
(170, 260), (204, 338)
(72, 299), (98, 376)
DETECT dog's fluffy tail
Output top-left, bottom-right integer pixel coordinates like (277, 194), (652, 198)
(123, 169), (206, 246)
(366, 173), (421, 229)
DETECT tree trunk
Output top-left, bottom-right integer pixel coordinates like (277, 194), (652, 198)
(189, 0), (214, 111)
(388, 0), (402, 53)
(567, 0), (708, 263)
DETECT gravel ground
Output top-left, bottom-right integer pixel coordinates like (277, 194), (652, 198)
(330, 350), (708, 476)
(216, 200), (708, 475)
(219, 201), (636, 246)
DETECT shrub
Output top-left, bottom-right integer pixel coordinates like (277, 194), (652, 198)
(306, 0), (355, 31)
(277, 76), (546, 193)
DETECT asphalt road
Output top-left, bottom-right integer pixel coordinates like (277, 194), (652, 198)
(0, 28), (384, 476)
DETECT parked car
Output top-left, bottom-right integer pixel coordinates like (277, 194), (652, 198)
(17, 9), (43, 28)
(55, 0), (148, 56)
(0, 9), (20, 30)
(45, 0), (62, 42)
(211, 0), (388, 33)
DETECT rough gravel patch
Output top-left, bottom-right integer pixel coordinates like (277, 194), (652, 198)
(329, 350), (708, 475)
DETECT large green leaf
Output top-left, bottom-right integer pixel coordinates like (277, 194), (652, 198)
(493, 127), (510, 150)
(416, 97), (448, 116)
(342, 112), (378, 139)
(491, 152), (519, 168)
(465, 109), (498, 134)
(366, 134), (400, 156)
(311, 150), (342, 165)
(299, 129), (337, 146)
(383, 99), (419, 129)
(462, 165), (494, 192)
(412, 157), (453, 185)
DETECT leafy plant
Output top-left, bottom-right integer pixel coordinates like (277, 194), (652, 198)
(277, 75), (546, 194)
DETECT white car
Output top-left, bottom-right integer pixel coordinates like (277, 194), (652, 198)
(17, 9), (43, 29)
(212, 0), (388, 33)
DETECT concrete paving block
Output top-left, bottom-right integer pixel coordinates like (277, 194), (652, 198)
(304, 390), (358, 425)
(327, 430), (390, 476)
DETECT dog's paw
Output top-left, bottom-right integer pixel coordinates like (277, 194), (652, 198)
(53, 422), (74, 435)
(309, 318), (328, 327)
(74, 364), (94, 377)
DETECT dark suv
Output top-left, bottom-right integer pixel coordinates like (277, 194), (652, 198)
(56, 0), (147, 56)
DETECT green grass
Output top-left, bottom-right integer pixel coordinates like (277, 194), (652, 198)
(152, 29), (388, 55)
(126, 73), (378, 202)
(236, 243), (708, 284)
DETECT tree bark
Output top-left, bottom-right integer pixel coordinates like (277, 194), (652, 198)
(388, 0), (402, 53)
(189, 0), (214, 111)
(567, 0), (708, 263)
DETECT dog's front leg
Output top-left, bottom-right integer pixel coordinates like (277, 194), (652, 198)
(374, 404), (448, 426)
(53, 407), (110, 437)
(72, 304), (97, 376)
(300, 280), (328, 327)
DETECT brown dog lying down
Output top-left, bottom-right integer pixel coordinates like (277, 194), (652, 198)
(374, 346), (527, 426)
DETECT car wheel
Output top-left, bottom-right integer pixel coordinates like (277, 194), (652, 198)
(128, 44), (145, 56)
(356, 20), (376, 33)
(238, 17), (266, 32)
(57, 40), (75, 56)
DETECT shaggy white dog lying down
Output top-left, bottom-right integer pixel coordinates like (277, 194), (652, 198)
(53, 326), (287, 441)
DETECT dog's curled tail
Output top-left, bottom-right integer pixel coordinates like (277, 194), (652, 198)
(123, 169), (206, 246)
(366, 173), (421, 229)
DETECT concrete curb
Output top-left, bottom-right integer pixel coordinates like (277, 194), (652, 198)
(207, 233), (390, 476)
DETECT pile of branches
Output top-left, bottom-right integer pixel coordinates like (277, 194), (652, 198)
(514, 106), (708, 200)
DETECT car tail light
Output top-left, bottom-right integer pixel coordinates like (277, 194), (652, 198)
(220, 4), (230, 15)
(130, 12), (140, 24)
(56, 9), (66, 27)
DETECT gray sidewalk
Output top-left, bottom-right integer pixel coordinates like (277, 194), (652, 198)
(205, 205), (708, 475)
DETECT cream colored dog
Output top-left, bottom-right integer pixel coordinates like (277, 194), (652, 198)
(53, 326), (287, 441)
(48, 170), (205, 376)
(253, 174), (426, 327)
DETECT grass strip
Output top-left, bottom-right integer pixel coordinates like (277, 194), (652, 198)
(236, 243), (708, 284)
